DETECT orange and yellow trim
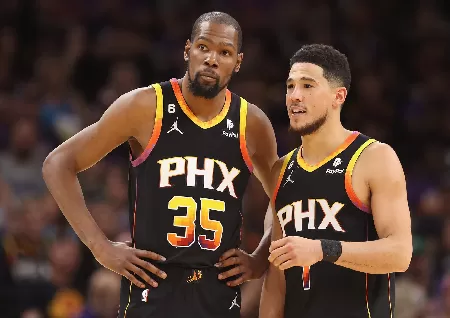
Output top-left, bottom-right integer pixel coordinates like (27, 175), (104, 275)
(302, 266), (310, 290)
(272, 150), (295, 203)
(344, 138), (376, 213)
(131, 83), (164, 167)
(297, 131), (359, 172)
(170, 78), (231, 129)
(239, 98), (253, 172)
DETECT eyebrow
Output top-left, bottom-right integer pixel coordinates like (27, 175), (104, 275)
(196, 36), (236, 49)
(286, 76), (319, 85)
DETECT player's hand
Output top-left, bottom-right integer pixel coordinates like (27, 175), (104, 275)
(268, 236), (323, 270)
(216, 248), (264, 286)
(92, 240), (167, 288)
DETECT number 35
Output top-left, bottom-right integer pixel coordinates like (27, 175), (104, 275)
(167, 196), (225, 251)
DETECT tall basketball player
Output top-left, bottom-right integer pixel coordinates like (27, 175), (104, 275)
(43, 12), (277, 318)
(260, 44), (412, 318)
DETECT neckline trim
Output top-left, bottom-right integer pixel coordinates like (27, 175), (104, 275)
(170, 78), (231, 129)
(297, 131), (360, 172)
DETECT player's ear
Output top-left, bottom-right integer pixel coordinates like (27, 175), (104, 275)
(333, 87), (347, 109)
(235, 52), (243, 73)
(184, 40), (191, 62)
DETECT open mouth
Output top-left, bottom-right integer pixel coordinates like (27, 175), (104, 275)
(290, 106), (306, 115)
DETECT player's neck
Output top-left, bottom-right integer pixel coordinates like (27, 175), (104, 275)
(300, 122), (352, 166)
(180, 75), (228, 122)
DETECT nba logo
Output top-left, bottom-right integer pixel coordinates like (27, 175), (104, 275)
(141, 289), (149, 302)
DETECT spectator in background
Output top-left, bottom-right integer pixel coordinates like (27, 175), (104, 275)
(0, 119), (48, 200)
(77, 269), (121, 318)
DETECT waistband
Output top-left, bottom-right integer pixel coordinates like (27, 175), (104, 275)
(154, 262), (220, 271)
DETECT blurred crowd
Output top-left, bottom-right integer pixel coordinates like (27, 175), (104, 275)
(0, 0), (449, 317)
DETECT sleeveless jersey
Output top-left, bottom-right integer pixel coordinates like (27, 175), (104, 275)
(273, 132), (395, 318)
(128, 78), (253, 268)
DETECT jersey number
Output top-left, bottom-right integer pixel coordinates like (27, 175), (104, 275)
(168, 103), (176, 114)
(167, 196), (225, 251)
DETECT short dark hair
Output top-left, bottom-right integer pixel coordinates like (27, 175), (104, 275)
(290, 44), (351, 91)
(191, 12), (242, 52)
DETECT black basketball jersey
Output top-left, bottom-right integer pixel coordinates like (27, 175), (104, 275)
(128, 78), (253, 268)
(273, 132), (395, 318)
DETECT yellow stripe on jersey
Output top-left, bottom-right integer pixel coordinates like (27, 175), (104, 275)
(146, 83), (164, 150)
(239, 98), (253, 172)
(344, 138), (376, 212)
(130, 83), (164, 167)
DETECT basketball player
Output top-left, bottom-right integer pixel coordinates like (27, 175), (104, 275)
(42, 12), (277, 318)
(259, 44), (412, 318)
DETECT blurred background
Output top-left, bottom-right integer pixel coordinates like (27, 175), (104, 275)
(0, 0), (449, 317)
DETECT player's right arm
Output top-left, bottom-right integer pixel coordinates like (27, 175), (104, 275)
(259, 158), (286, 318)
(42, 87), (167, 289)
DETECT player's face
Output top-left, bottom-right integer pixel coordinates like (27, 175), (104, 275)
(185, 22), (243, 99)
(286, 63), (341, 136)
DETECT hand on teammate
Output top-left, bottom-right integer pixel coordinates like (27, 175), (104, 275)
(268, 236), (323, 270)
(92, 240), (167, 288)
(215, 248), (265, 286)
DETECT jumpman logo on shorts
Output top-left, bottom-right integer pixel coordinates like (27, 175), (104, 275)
(229, 292), (240, 309)
(167, 117), (183, 134)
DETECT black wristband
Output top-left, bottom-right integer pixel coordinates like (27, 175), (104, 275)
(320, 239), (342, 263)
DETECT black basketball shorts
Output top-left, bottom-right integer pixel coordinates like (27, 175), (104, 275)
(118, 266), (241, 318)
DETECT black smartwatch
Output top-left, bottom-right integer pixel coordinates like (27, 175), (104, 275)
(320, 239), (342, 263)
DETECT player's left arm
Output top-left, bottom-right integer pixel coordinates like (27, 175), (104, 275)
(216, 103), (279, 285)
(333, 143), (413, 273)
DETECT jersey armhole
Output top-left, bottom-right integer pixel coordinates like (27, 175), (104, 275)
(271, 150), (296, 204)
(130, 83), (164, 167)
(239, 98), (254, 173)
(344, 139), (377, 213)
